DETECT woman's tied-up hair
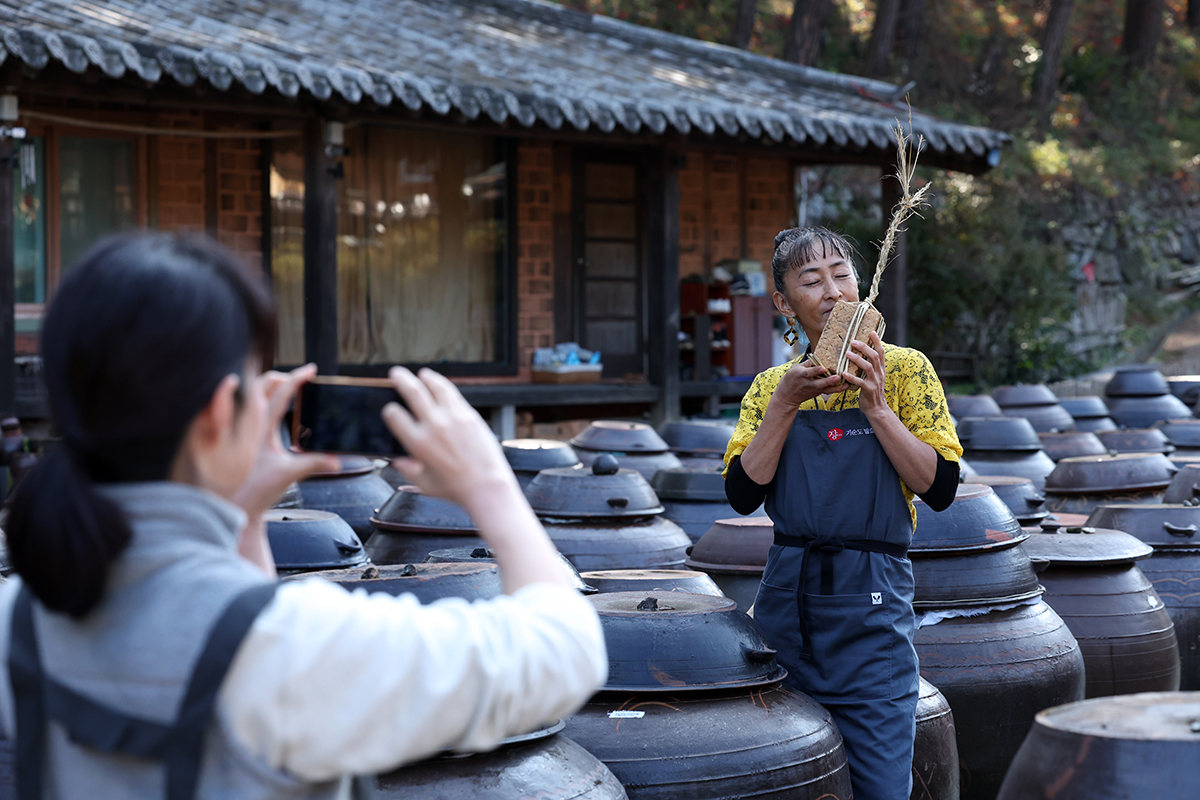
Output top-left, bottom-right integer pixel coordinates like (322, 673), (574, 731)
(7, 232), (277, 618)
(771, 226), (859, 293)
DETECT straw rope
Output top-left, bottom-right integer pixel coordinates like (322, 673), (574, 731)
(866, 116), (932, 306)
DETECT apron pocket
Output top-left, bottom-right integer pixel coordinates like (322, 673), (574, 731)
(802, 591), (896, 701)
(753, 579), (803, 660)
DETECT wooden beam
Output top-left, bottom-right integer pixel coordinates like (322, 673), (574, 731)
(302, 117), (339, 373)
(877, 166), (908, 346)
(0, 136), (13, 414)
(646, 147), (681, 423)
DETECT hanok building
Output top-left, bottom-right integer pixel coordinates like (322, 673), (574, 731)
(0, 0), (1008, 432)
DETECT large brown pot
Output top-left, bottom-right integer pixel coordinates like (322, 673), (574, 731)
(684, 516), (774, 612)
(912, 677), (960, 800)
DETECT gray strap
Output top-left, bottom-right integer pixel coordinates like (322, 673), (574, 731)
(10, 587), (45, 800)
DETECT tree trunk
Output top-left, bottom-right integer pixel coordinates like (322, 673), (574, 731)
(784, 0), (832, 66)
(729, 0), (759, 50)
(895, 0), (927, 61)
(867, 0), (903, 77)
(1034, 0), (1075, 129)
(1121, 0), (1165, 72)
(1189, 0), (1200, 30)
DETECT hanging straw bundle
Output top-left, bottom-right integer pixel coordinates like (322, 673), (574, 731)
(810, 119), (932, 379)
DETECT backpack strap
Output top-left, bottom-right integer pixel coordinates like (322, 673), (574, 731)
(8, 582), (279, 800)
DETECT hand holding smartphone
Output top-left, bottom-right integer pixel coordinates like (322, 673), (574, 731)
(292, 376), (408, 457)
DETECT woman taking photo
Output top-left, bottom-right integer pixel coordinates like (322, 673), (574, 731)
(0, 233), (607, 798)
(723, 227), (962, 800)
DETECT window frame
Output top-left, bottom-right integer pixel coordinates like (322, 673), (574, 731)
(12, 116), (149, 351)
(265, 127), (519, 378)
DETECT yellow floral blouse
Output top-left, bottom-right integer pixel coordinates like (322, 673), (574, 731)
(723, 344), (963, 529)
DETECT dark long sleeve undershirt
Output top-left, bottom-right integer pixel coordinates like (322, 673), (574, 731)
(725, 452), (961, 516)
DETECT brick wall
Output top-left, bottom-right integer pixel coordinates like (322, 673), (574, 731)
(154, 112), (206, 232)
(677, 151), (794, 287)
(515, 140), (556, 380)
(745, 157), (793, 292)
(215, 135), (264, 272)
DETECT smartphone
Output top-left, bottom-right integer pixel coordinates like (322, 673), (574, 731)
(293, 376), (407, 457)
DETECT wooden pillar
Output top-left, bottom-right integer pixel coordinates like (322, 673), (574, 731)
(303, 117), (339, 373)
(877, 168), (908, 347)
(647, 148), (681, 423)
(0, 136), (15, 414)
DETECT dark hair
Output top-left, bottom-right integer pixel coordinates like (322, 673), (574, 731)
(7, 232), (276, 618)
(771, 226), (859, 294)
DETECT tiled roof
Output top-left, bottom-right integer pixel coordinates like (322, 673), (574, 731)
(0, 0), (1009, 165)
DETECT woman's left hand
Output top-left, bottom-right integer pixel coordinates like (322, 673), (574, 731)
(841, 331), (889, 419)
(232, 364), (341, 521)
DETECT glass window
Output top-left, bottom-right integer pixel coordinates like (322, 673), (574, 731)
(271, 128), (508, 368)
(14, 137), (46, 314)
(269, 139), (306, 366)
(58, 137), (135, 272)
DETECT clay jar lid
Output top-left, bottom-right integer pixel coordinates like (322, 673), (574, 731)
(501, 438), (580, 472)
(591, 591), (786, 692)
(650, 468), (727, 502)
(304, 454), (376, 479)
(685, 516), (774, 572)
(1034, 692), (1200, 740)
(1022, 521), (1153, 565)
(1157, 420), (1200, 449)
(912, 484), (1026, 553)
(962, 476), (1047, 523)
(1095, 428), (1174, 455)
(525, 455), (664, 518)
(1044, 453), (1177, 494)
(423, 546), (597, 595)
(1059, 396), (1111, 419)
(371, 485), (476, 533)
(265, 509), (368, 571)
(658, 420), (734, 456)
(1105, 366), (1171, 398)
(1038, 431), (1107, 461)
(1085, 504), (1200, 548)
(1105, 394), (1194, 428)
(570, 420), (670, 454)
(579, 569), (724, 597)
(294, 561), (502, 604)
(992, 384), (1059, 407)
(947, 395), (1002, 418)
(957, 416), (1043, 452)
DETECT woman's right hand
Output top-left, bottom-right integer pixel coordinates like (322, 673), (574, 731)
(772, 360), (849, 410)
(381, 367), (519, 508)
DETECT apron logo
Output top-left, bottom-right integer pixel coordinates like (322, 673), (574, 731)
(871, 592), (883, 605)
(827, 428), (845, 441)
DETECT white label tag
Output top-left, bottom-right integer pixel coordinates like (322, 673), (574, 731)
(608, 710), (645, 719)
(871, 592), (883, 605)
(1148, 596), (1160, 608)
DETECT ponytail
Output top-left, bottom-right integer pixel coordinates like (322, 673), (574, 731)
(7, 446), (131, 617)
(4, 232), (276, 618)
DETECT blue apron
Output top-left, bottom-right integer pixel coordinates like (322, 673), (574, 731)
(753, 406), (919, 800)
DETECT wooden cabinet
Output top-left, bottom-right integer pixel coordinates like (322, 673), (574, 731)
(680, 285), (775, 380)
(730, 296), (775, 377)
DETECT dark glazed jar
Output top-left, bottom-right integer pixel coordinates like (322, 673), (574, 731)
(1036, 431), (1107, 462)
(650, 467), (740, 543)
(579, 569), (723, 597)
(295, 455), (394, 544)
(991, 385), (1075, 433)
(684, 516), (774, 612)
(1042, 453), (1175, 515)
(502, 438), (581, 489)
(1022, 522), (1180, 697)
(1086, 503), (1200, 690)
(571, 421), (683, 479)
(961, 476), (1047, 526)
(367, 487), (485, 566)
(563, 592), (852, 800)
(1094, 428), (1174, 455)
(914, 602), (1085, 800)
(996, 693), (1200, 800)
(526, 457), (691, 571)
(292, 561), (503, 604)
(424, 546), (597, 596)
(911, 677), (960, 800)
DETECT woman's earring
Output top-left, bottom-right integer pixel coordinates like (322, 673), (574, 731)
(784, 318), (799, 347)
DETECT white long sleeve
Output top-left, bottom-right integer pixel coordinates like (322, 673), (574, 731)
(216, 579), (608, 781)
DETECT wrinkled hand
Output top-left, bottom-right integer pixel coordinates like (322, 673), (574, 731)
(773, 359), (850, 410)
(231, 364), (341, 520)
(842, 331), (888, 418)
(382, 367), (518, 510)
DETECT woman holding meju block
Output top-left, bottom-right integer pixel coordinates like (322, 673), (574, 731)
(722, 226), (962, 800)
